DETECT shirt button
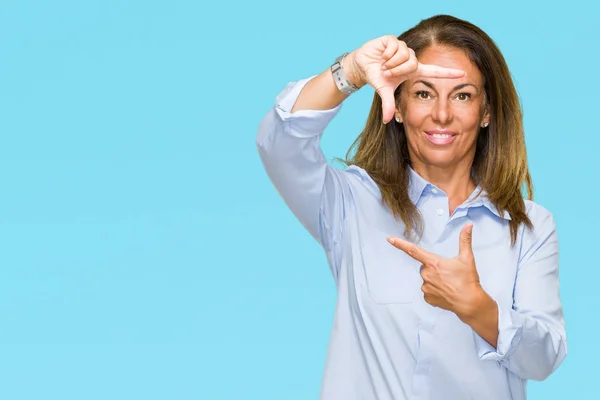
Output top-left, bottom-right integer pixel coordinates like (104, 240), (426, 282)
(436, 208), (444, 216)
(431, 188), (438, 194)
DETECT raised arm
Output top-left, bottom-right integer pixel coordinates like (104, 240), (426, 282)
(256, 36), (465, 280)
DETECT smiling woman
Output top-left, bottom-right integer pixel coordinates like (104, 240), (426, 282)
(256, 14), (566, 400)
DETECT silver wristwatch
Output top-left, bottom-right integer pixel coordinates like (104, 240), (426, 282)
(331, 52), (359, 95)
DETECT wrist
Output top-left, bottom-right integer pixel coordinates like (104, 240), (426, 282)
(456, 286), (496, 324)
(344, 51), (366, 89)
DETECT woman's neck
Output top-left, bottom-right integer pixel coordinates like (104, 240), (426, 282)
(411, 161), (477, 215)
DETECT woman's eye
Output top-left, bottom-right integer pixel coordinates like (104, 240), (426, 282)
(416, 91), (431, 100)
(456, 93), (472, 101)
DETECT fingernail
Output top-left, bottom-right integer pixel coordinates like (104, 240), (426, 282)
(381, 64), (387, 71)
(387, 237), (395, 245)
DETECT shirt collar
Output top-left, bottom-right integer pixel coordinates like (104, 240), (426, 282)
(463, 188), (512, 220)
(407, 167), (430, 205)
(407, 167), (511, 220)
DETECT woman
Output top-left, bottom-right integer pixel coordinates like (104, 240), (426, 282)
(256, 15), (566, 400)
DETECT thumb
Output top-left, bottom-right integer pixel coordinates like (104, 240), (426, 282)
(458, 223), (474, 261)
(376, 85), (396, 124)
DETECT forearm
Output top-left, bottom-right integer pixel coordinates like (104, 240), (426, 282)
(291, 52), (365, 113)
(462, 211), (567, 381)
(458, 290), (566, 381)
(459, 290), (499, 348)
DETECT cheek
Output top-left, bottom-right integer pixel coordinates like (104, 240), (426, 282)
(457, 108), (482, 130)
(402, 104), (430, 131)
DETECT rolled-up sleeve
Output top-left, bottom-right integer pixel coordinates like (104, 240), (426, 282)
(474, 209), (567, 381)
(255, 76), (349, 281)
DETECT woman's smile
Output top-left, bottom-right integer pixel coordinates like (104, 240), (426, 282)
(425, 129), (457, 145)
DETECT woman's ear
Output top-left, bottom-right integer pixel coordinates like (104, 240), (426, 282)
(394, 109), (403, 124)
(481, 106), (490, 128)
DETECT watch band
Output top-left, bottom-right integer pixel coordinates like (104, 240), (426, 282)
(331, 52), (359, 95)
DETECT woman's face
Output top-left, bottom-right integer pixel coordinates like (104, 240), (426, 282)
(396, 45), (489, 170)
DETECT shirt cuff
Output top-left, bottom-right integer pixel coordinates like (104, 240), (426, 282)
(274, 76), (343, 138)
(473, 301), (524, 365)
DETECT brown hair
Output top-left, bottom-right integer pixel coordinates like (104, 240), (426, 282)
(342, 15), (533, 245)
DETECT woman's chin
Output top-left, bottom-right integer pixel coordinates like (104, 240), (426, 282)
(419, 153), (459, 169)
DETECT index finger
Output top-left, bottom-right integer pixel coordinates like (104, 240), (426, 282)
(386, 236), (438, 265)
(414, 63), (465, 79)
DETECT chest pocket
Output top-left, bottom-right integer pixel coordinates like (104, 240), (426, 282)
(360, 228), (421, 304)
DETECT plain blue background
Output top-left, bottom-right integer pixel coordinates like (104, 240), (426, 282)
(0, 0), (597, 398)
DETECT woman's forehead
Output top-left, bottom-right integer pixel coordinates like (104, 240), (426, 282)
(417, 45), (483, 86)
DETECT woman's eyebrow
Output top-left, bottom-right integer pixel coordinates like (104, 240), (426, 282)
(413, 80), (479, 92)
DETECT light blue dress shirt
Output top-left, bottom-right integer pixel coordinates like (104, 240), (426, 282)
(256, 76), (567, 400)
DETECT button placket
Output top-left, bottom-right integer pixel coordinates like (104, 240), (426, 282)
(421, 195), (449, 244)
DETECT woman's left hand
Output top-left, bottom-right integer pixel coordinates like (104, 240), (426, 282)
(386, 224), (488, 321)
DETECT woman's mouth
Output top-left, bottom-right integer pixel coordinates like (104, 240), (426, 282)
(425, 130), (457, 145)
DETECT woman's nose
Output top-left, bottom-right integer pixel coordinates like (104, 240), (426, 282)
(432, 99), (453, 125)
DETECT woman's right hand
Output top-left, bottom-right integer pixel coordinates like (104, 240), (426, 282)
(344, 35), (465, 124)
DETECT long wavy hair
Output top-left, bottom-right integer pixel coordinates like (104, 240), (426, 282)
(342, 15), (533, 245)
